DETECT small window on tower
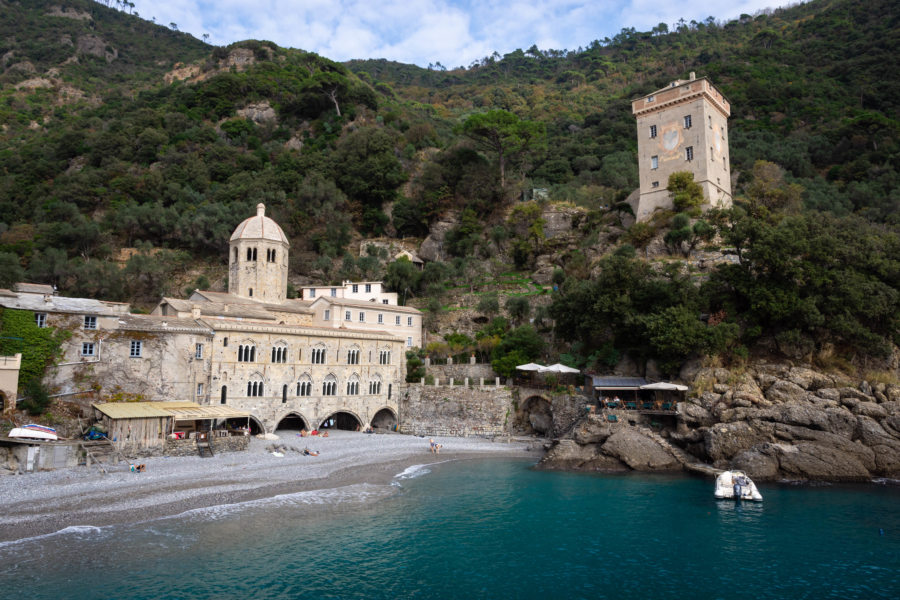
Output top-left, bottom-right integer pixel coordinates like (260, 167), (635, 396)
(685, 146), (694, 161)
(652, 181), (659, 188)
(249, 288), (253, 297)
(651, 156), (658, 170)
(649, 125), (657, 138)
(684, 115), (692, 129)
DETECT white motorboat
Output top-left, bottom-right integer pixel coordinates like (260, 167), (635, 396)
(714, 470), (763, 501)
(8, 424), (58, 441)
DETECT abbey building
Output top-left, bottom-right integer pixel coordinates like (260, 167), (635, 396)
(0, 205), (422, 434)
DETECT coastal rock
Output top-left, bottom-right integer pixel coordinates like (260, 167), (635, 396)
(772, 423), (876, 472)
(677, 402), (713, 427)
(776, 442), (872, 480)
(704, 422), (770, 462)
(785, 367), (834, 391)
(77, 35), (117, 62)
(852, 402), (887, 420)
(838, 387), (874, 402)
(538, 440), (628, 471)
(765, 380), (808, 404)
(815, 388), (841, 402)
(730, 445), (781, 480)
(573, 417), (613, 445)
(601, 430), (681, 471)
(855, 416), (900, 473)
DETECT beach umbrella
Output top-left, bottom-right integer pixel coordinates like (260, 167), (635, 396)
(516, 362), (545, 371)
(539, 363), (581, 374)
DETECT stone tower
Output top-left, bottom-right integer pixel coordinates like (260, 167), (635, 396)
(631, 73), (732, 221)
(228, 203), (290, 303)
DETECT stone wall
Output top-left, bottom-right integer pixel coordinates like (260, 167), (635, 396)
(426, 362), (496, 384)
(399, 383), (513, 437)
(164, 434), (250, 457)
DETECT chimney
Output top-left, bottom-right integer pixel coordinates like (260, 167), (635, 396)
(191, 304), (201, 319)
(689, 71), (696, 80)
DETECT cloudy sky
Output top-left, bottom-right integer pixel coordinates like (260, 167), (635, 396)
(130, 0), (791, 67)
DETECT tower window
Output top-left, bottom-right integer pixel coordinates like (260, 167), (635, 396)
(647, 95), (655, 102)
(195, 343), (203, 359)
(238, 344), (256, 362)
(347, 349), (360, 364)
(247, 381), (263, 397)
(651, 156), (658, 170)
(130, 340), (143, 358)
(248, 288), (253, 297)
(685, 146), (694, 161)
(684, 115), (692, 129)
(652, 181), (659, 188)
(649, 125), (657, 138)
(311, 347), (326, 364)
(708, 115), (713, 128)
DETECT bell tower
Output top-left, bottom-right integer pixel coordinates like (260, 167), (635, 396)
(228, 203), (290, 303)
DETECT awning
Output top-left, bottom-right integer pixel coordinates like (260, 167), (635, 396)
(516, 362), (545, 371)
(640, 382), (689, 391)
(590, 376), (647, 390)
(93, 402), (249, 420)
(539, 363), (580, 374)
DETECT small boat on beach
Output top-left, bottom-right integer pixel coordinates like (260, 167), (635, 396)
(714, 470), (763, 502)
(8, 424), (59, 441)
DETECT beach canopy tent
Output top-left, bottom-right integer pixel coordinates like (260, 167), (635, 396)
(92, 402), (250, 449)
(587, 376), (648, 391)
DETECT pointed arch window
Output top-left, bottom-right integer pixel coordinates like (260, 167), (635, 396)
(346, 347), (360, 364)
(238, 344), (256, 362)
(247, 379), (264, 397)
(322, 375), (337, 396)
(347, 374), (360, 395)
(296, 375), (312, 397)
(271, 344), (288, 363)
(311, 344), (327, 364)
(368, 375), (383, 395)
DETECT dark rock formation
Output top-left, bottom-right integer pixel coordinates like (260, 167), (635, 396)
(537, 362), (900, 482)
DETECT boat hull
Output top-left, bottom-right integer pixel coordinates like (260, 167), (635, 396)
(8, 427), (58, 441)
(714, 470), (763, 501)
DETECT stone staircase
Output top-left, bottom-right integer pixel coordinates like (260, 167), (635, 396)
(79, 439), (125, 473)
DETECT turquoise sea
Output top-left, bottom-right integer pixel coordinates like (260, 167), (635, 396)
(2, 458), (899, 599)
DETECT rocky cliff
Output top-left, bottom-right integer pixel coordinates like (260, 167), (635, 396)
(538, 363), (900, 482)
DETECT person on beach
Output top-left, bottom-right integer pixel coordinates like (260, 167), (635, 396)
(429, 439), (436, 453)
(303, 448), (319, 456)
(435, 444), (442, 454)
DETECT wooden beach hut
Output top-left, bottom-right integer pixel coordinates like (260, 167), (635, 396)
(91, 402), (251, 452)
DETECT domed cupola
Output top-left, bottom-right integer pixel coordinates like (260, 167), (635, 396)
(228, 204), (290, 303)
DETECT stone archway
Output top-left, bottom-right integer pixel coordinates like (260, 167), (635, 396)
(319, 411), (362, 431)
(227, 415), (264, 435)
(371, 407), (397, 431)
(517, 396), (553, 436)
(276, 412), (310, 432)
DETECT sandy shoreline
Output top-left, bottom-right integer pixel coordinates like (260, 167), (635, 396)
(0, 430), (541, 543)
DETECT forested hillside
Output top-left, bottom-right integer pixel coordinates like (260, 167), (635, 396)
(0, 0), (897, 376)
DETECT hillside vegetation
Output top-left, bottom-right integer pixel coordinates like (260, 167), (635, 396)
(0, 0), (897, 377)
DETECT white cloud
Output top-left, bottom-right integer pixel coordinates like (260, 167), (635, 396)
(131, 0), (795, 67)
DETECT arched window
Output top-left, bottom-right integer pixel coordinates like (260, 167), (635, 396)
(248, 288), (253, 297)
(346, 346), (360, 365)
(347, 374), (359, 395)
(247, 380), (264, 397)
(311, 344), (327, 365)
(271, 344), (288, 363)
(322, 375), (336, 396)
(296, 375), (312, 397)
(233, 248), (238, 262)
(220, 385), (227, 405)
(282, 384), (288, 403)
(238, 344), (256, 362)
(369, 375), (383, 395)
(379, 349), (391, 365)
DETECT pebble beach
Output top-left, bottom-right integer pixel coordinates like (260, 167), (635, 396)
(0, 430), (539, 543)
